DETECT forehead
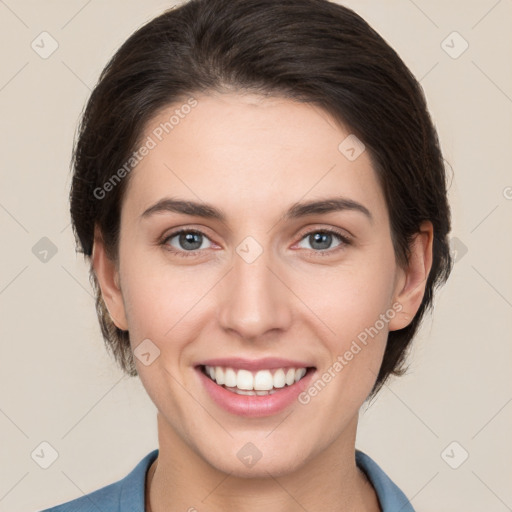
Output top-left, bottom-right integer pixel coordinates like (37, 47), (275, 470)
(122, 92), (387, 224)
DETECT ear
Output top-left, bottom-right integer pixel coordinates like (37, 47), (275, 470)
(92, 226), (128, 331)
(388, 220), (434, 331)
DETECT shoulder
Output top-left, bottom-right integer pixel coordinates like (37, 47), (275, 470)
(38, 480), (124, 512)
(38, 449), (159, 512)
(355, 449), (416, 512)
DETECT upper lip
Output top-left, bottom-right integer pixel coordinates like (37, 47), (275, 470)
(196, 357), (315, 372)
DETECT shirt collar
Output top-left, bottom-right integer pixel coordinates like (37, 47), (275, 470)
(120, 448), (415, 512)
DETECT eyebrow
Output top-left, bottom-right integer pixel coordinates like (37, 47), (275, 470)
(140, 196), (373, 223)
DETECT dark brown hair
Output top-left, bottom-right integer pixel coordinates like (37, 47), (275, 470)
(70, 0), (452, 400)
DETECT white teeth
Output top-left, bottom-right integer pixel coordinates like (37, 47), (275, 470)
(234, 388), (256, 395)
(253, 370), (273, 391)
(236, 369), (254, 390)
(227, 388), (278, 396)
(215, 367), (225, 385)
(272, 369), (286, 388)
(224, 368), (237, 388)
(285, 368), (296, 386)
(203, 365), (310, 391)
(295, 368), (307, 382)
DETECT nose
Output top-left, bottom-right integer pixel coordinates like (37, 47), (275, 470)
(217, 244), (293, 341)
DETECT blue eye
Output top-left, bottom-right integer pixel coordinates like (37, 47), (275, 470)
(160, 228), (351, 258)
(162, 230), (212, 257)
(297, 230), (351, 254)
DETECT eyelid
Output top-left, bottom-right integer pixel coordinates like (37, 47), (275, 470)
(160, 224), (353, 257)
(294, 224), (353, 243)
(160, 228), (217, 257)
(291, 226), (353, 255)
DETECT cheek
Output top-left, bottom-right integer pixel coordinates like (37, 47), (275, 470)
(121, 265), (202, 342)
(294, 245), (397, 404)
(119, 229), (398, 362)
(297, 250), (397, 345)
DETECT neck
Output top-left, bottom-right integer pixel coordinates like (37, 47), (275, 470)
(146, 413), (380, 512)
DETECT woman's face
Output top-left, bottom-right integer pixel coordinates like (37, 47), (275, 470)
(97, 92), (428, 477)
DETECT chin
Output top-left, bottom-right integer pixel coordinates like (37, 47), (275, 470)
(202, 442), (312, 479)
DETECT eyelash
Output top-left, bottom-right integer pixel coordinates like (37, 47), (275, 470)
(160, 228), (352, 258)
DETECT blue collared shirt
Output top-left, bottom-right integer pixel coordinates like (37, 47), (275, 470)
(39, 449), (415, 511)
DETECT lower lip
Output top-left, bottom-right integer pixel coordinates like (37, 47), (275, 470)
(196, 366), (316, 418)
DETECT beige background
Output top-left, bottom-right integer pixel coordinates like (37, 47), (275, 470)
(1, 1), (511, 511)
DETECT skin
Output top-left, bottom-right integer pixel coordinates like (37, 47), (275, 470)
(93, 91), (433, 512)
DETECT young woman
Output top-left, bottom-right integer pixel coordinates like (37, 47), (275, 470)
(41, 0), (452, 510)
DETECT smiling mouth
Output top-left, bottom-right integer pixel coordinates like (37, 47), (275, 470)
(199, 364), (315, 396)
